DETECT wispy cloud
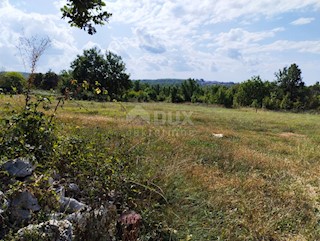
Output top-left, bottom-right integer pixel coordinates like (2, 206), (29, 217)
(135, 28), (166, 54)
(291, 17), (315, 25)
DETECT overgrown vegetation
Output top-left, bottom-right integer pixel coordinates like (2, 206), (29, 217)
(1, 97), (320, 239)
(0, 96), (176, 240)
(1, 1), (319, 239)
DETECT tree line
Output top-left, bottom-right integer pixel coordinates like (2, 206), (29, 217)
(1, 47), (319, 112)
(128, 69), (320, 111)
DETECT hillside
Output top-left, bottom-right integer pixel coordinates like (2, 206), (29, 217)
(137, 78), (235, 86)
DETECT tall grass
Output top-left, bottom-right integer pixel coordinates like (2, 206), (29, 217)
(1, 96), (320, 240)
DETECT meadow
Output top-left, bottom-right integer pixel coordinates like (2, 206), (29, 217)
(1, 95), (320, 240)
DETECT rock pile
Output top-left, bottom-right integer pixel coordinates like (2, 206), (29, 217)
(0, 157), (141, 240)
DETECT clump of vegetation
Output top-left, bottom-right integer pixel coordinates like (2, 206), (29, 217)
(0, 96), (57, 162)
(59, 47), (132, 101)
(0, 41), (174, 240)
(0, 72), (27, 94)
(0, 97), (176, 239)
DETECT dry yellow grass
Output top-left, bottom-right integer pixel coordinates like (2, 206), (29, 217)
(1, 95), (320, 240)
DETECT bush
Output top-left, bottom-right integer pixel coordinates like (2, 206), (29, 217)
(126, 90), (150, 102)
(0, 72), (27, 94)
(0, 96), (57, 162)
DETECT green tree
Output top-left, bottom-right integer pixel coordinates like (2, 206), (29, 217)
(280, 93), (293, 110)
(275, 63), (305, 103)
(303, 82), (320, 110)
(104, 51), (132, 98)
(233, 76), (267, 108)
(181, 78), (201, 102)
(0, 72), (27, 94)
(133, 80), (141, 92)
(33, 73), (43, 88)
(61, 0), (112, 34)
(71, 48), (105, 87)
(170, 86), (183, 103)
(214, 86), (234, 108)
(204, 85), (220, 104)
(71, 48), (131, 99)
(251, 99), (259, 112)
(42, 70), (59, 90)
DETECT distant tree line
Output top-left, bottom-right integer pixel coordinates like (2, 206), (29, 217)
(125, 63), (320, 111)
(1, 48), (319, 112)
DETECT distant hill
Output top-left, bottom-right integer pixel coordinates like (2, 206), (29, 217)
(20, 72), (30, 79)
(137, 78), (235, 87)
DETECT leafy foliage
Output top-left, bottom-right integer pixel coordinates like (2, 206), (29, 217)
(61, 0), (112, 34)
(69, 47), (131, 100)
(32, 71), (59, 90)
(0, 72), (27, 94)
(233, 76), (267, 107)
(276, 63), (305, 103)
(0, 96), (57, 162)
(181, 78), (202, 102)
(126, 64), (319, 112)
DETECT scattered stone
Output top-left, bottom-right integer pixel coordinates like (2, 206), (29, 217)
(17, 219), (72, 241)
(55, 185), (66, 199)
(60, 197), (86, 214)
(66, 204), (117, 238)
(10, 191), (40, 222)
(66, 207), (91, 230)
(0, 191), (9, 214)
(67, 183), (80, 195)
(2, 158), (35, 178)
(48, 177), (54, 186)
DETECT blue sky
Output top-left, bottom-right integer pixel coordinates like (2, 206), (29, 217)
(0, 0), (320, 85)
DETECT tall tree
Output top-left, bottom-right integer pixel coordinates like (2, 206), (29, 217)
(42, 70), (59, 90)
(71, 48), (131, 99)
(275, 63), (305, 102)
(181, 78), (201, 102)
(104, 51), (131, 98)
(71, 48), (106, 87)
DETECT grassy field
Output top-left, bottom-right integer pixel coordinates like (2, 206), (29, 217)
(1, 95), (320, 240)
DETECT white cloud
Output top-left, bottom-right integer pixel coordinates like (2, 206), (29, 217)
(291, 17), (315, 25)
(250, 40), (320, 54)
(135, 28), (166, 54)
(213, 28), (284, 47)
(53, 0), (67, 10)
(1, 0), (320, 84)
(82, 41), (103, 52)
(0, 0), (83, 73)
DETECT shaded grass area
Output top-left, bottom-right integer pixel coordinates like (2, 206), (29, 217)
(1, 96), (320, 240)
